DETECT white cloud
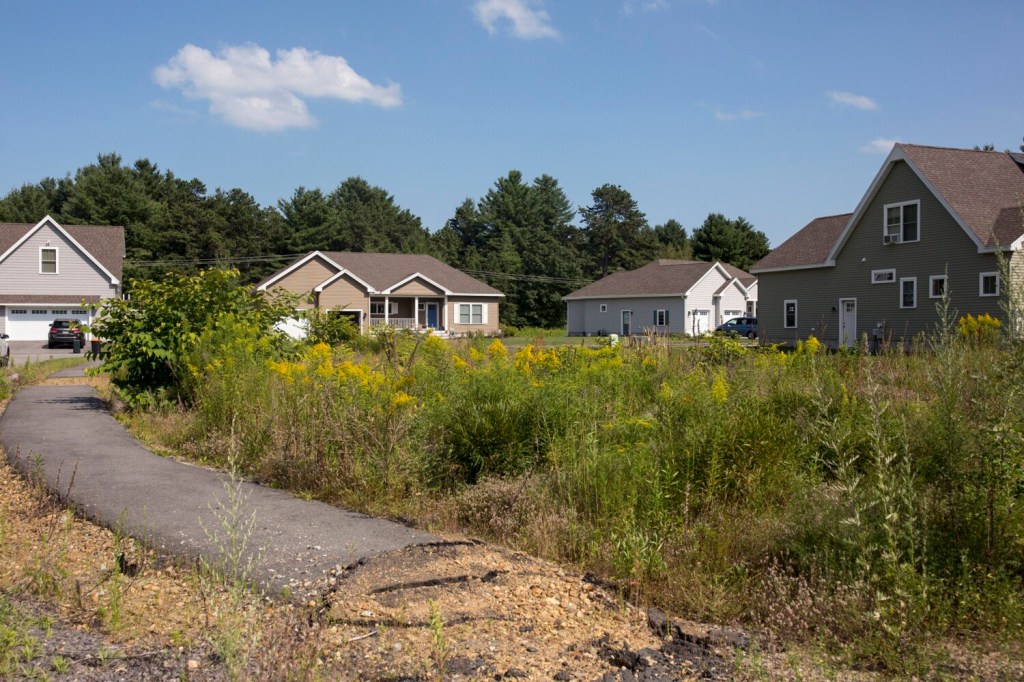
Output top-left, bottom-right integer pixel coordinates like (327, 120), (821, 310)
(622, 0), (669, 14)
(473, 0), (559, 39)
(827, 90), (878, 111)
(153, 43), (402, 132)
(713, 108), (763, 122)
(861, 138), (900, 154)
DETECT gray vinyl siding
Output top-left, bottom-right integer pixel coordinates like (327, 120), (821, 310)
(566, 297), (685, 335)
(759, 160), (1004, 347)
(0, 224), (117, 298)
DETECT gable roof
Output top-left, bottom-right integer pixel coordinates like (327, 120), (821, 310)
(750, 213), (852, 273)
(258, 251), (503, 297)
(751, 144), (1024, 274)
(0, 216), (125, 284)
(563, 259), (755, 300)
(898, 144), (1024, 249)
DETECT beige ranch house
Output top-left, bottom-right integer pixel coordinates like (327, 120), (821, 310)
(257, 251), (504, 335)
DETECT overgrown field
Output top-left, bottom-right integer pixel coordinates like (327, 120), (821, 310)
(125, 322), (1024, 675)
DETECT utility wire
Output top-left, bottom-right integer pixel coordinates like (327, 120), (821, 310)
(125, 255), (594, 286)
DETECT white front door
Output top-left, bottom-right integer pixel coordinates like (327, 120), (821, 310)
(839, 298), (856, 348)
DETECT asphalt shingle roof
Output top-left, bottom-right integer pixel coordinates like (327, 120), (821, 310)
(750, 214), (851, 272)
(563, 259), (755, 299)
(751, 144), (1024, 272)
(260, 251), (503, 296)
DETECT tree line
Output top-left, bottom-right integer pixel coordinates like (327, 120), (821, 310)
(0, 153), (770, 328)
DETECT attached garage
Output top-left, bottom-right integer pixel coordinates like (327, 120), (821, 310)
(4, 306), (92, 342)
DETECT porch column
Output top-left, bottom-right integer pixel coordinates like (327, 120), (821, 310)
(443, 296), (449, 331)
(415, 296), (420, 327)
(384, 296), (390, 324)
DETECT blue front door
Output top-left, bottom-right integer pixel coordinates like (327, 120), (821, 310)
(426, 303), (439, 328)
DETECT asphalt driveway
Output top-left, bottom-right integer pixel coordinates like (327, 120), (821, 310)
(0, 383), (437, 599)
(6, 339), (88, 365)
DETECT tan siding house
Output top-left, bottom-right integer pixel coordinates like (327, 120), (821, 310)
(257, 251), (503, 336)
(0, 216), (124, 340)
(752, 144), (1024, 348)
(563, 259), (758, 337)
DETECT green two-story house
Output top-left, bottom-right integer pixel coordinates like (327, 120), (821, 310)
(751, 144), (1024, 348)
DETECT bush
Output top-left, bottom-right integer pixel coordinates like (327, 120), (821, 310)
(90, 268), (295, 404)
(306, 307), (360, 346)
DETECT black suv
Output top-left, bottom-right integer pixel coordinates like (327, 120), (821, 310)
(47, 319), (85, 349)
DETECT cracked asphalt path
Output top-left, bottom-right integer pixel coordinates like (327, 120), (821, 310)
(0, 384), (436, 599)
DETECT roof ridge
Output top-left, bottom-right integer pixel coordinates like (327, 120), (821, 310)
(899, 142), (1008, 155)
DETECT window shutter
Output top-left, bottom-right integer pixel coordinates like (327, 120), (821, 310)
(653, 311), (658, 325)
(665, 309), (669, 324)
(482, 303), (488, 325)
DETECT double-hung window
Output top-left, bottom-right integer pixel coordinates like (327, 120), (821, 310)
(783, 300), (797, 328)
(653, 309), (669, 326)
(980, 272), (999, 297)
(929, 275), (946, 299)
(900, 277), (917, 308)
(458, 303), (484, 324)
(884, 201), (920, 243)
(40, 247), (58, 274)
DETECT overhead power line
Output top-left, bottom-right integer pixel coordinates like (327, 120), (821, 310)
(124, 255), (593, 287)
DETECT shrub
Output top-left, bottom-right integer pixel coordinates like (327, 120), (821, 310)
(306, 307), (360, 346)
(90, 268), (295, 403)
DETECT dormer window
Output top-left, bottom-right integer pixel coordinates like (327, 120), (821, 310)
(40, 247), (58, 274)
(883, 201), (920, 244)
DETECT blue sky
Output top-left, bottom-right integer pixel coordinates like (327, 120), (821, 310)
(1, 1), (1021, 248)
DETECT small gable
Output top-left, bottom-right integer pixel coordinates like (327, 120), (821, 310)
(267, 255), (338, 297)
(389, 277), (444, 296)
(319, 272), (369, 309)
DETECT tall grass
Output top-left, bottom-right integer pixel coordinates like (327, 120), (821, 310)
(143, 325), (1024, 673)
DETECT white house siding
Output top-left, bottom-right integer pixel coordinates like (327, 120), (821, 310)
(0, 224), (116, 299)
(715, 285), (750, 327)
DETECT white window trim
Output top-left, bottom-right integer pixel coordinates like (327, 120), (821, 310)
(456, 302), (487, 325)
(39, 246), (58, 275)
(980, 271), (1000, 297)
(599, 303), (607, 313)
(899, 277), (917, 309)
(871, 268), (896, 284)
(883, 200), (921, 244)
(783, 299), (797, 329)
(654, 309), (669, 326)
(929, 275), (947, 299)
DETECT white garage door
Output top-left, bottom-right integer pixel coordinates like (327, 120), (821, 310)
(6, 307), (90, 341)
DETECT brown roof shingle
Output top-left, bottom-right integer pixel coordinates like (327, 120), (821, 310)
(900, 144), (1024, 248)
(0, 219), (125, 282)
(750, 213), (851, 272)
(754, 145), (1024, 272)
(261, 251), (503, 296)
(324, 252), (502, 295)
(564, 259), (755, 299)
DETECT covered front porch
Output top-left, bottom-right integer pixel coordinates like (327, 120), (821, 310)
(367, 296), (448, 331)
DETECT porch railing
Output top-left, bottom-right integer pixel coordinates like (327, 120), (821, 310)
(369, 316), (419, 330)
